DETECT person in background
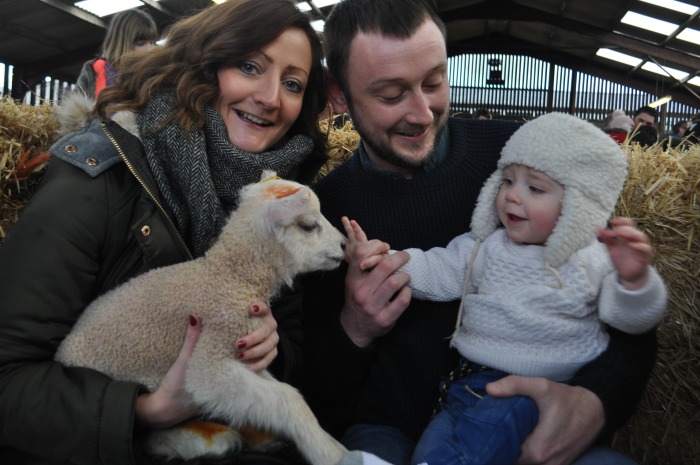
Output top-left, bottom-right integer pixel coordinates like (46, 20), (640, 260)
(343, 112), (666, 465)
(0, 0), (331, 463)
(632, 105), (657, 128)
(76, 8), (158, 98)
(660, 120), (689, 149)
(302, 0), (658, 464)
(603, 109), (634, 144)
(474, 108), (492, 120)
(629, 124), (659, 148)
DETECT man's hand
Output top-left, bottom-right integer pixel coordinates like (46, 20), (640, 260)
(340, 217), (412, 348)
(487, 375), (604, 465)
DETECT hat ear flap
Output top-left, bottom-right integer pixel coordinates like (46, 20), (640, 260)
(470, 171), (502, 240)
(544, 186), (607, 267)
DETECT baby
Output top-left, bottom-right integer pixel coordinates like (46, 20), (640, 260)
(343, 112), (667, 465)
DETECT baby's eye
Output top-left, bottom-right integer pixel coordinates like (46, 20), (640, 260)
(529, 185), (544, 193)
(501, 178), (513, 186)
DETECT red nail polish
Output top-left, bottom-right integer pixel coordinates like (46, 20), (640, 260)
(237, 340), (246, 349)
(252, 305), (260, 314)
(236, 353), (245, 360)
(189, 315), (197, 326)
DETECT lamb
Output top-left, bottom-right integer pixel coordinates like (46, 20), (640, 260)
(55, 173), (348, 465)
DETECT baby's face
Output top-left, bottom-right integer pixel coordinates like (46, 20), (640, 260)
(496, 164), (563, 245)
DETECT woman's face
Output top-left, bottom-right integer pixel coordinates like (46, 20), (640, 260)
(215, 27), (312, 153)
(132, 39), (156, 53)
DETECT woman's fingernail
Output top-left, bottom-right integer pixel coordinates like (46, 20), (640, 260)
(236, 340), (246, 349)
(189, 315), (197, 326)
(252, 305), (260, 314)
(236, 353), (245, 360)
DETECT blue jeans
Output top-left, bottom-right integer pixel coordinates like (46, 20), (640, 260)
(341, 423), (415, 465)
(572, 447), (639, 465)
(412, 369), (537, 465)
(341, 423), (637, 465)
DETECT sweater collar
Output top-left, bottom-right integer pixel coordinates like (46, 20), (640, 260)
(358, 124), (451, 179)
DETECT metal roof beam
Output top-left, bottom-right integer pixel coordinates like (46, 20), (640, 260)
(37, 0), (107, 29)
(448, 37), (699, 108)
(443, 0), (700, 73)
(140, 0), (180, 19)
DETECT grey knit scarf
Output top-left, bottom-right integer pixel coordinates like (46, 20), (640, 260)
(138, 92), (313, 257)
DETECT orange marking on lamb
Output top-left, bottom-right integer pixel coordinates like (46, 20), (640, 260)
(267, 184), (302, 199)
(183, 421), (232, 444)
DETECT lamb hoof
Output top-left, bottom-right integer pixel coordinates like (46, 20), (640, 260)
(144, 421), (244, 460)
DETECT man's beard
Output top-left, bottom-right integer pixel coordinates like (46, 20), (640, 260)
(348, 104), (448, 171)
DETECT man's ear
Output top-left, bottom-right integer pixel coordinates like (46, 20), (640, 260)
(328, 82), (349, 114)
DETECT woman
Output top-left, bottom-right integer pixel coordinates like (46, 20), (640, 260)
(76, 8), (158, 97)
(0, 0), (328, 463)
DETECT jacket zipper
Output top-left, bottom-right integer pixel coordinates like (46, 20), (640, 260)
(101, 123), (193, 261)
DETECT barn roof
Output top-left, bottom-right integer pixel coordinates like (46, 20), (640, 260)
(2, 0), (699, 107)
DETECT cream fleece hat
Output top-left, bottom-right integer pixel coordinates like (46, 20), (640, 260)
(470, 112), (628, 268)
(608, 110), (634, 132)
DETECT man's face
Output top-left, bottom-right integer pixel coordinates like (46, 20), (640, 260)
(634, 111), (655, 127)
(332, 20), (450, 176)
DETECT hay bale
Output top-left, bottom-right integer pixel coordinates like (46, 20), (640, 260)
(611, 141), (700, 465)
(315, 114), (358, 182)
(0, 97), (59, 244)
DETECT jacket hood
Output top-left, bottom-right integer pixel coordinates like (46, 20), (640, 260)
(56, 91), (139, 139)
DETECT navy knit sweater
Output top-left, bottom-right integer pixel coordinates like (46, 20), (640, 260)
(302, 117), (656, 443)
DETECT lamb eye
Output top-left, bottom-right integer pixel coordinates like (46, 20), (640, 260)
(299, 221), (318, 232)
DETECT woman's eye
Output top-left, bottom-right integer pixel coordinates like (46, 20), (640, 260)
(240, 62), (258, 74)
(284, 80), (304, 93)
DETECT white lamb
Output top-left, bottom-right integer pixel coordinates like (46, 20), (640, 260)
(55, 173), (348, 465)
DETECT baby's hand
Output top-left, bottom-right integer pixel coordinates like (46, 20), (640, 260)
(597, 217), (653, 290)
(341, 216), (390, 270)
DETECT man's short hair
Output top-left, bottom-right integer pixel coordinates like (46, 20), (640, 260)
(634, 105), (657, 120)
(324, 0), (446, 95)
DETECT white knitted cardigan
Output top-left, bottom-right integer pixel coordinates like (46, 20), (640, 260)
(403, 229), (667, 382)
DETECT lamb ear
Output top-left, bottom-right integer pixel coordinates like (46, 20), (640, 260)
(266, 185), (312, 224)
(266, 184), (303, 199)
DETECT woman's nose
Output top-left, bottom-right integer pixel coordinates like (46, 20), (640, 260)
(254, 78), (280, 110)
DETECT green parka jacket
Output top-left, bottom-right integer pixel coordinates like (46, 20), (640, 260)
(0, 113), (304, 464)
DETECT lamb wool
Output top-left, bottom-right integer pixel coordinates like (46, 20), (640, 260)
(470, 112), (628, 267)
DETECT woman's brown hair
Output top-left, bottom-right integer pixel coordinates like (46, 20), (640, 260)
(96, 0), (328, 181)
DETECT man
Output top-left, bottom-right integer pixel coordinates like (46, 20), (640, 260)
(632, 105), (657, 128)
(302, 1), (656, 464)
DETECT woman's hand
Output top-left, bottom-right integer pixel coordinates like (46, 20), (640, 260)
(135, 314), (203, 428)
(234, 302), (279, 373)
